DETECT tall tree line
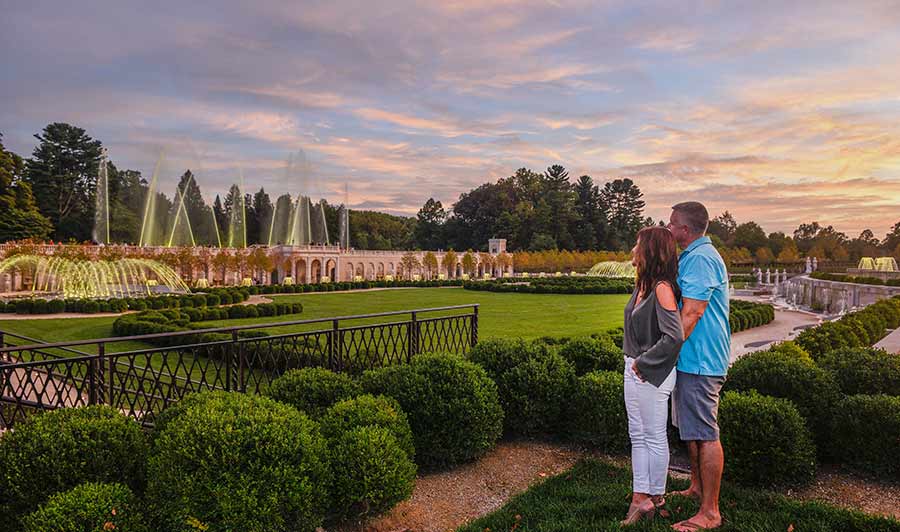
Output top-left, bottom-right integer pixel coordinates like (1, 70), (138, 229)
(416, 165), (649, 252)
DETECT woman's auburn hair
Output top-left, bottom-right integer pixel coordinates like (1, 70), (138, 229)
(634, 226), (681, 301)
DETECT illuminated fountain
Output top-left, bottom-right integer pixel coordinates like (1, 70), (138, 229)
(858, 257), (899, 272)
(587, 261), (636, 278)
(0, 255), (190, 299)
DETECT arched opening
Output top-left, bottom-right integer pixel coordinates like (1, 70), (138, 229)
(355, 264), (364, 278)
(311, 259), (322, 284)
(345, 262), (354, 281)
(295, 259), (307, 284)
(455, 263), (462, 278)
(325, 259), (336, 281)
(367, 262), (376, 280)
(377, 263), (385, 278)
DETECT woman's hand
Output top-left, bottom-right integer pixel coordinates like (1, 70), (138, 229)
(632, 360), (645, 382)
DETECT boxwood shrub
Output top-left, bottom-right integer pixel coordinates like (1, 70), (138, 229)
(21, 482), (148, 532)
(816, 347), (900, 396)
(469, 339), (576, 434)
(566, 370), (629, 451)
(723, 348), (841, 453)
(767, 341), (813, 363)
(557, 335), (624, 375)
(360, 354), (503, 468)
(796, 320), (859, 359)
(831, 394), (900, 478)
(719, 391), (817, 488)
(0, 405), (147, 528)
(146, 391), (331, 532)
(329, 426), (417, 521)
(320, 394), (415, 459)
(265, 367), (362, 418)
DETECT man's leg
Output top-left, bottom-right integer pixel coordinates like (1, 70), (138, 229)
(671, 440), (702, 499)
(696, 440), (723, 519)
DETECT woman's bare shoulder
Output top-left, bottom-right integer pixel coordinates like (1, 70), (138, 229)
(654, 281), (678, 311)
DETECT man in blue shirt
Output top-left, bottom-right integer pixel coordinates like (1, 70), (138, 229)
(667, 202), (729, 532)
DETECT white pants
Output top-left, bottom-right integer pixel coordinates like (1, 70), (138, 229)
(624, 356), (676, 495)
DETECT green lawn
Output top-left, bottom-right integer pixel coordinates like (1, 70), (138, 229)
(0, 288), (629, 349)
(458, 459), (900, 532)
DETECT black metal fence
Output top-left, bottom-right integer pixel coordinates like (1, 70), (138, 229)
(0, 304), (478, 430)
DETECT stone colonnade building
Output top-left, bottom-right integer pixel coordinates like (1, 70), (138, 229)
(0, 239), (513, 292)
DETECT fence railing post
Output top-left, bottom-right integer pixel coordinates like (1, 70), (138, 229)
(232, 330), (245, 393)
(409, 311), (418, 363)
(471, 305), (479, 349)
(330, 319), (340, 372)
(224, 335), (233, 392)
(105, 343), (115, 408)
(88, 356), (98, 406)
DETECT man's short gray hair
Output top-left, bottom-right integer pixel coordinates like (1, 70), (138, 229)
(671, 201), (709, 235)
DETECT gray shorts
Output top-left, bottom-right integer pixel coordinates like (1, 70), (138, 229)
(672, 371), (726, 441)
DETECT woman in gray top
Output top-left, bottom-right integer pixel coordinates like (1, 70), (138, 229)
(621, 226), (685, 525)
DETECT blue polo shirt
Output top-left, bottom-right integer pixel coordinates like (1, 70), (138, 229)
(677, 236), (731, 376)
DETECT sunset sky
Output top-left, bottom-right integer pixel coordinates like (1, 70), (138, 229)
(3, 1), (900, 236)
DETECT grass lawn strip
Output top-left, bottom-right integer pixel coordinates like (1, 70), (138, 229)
(457, 459), (900, 532)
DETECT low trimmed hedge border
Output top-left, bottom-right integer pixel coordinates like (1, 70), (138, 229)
(464, 276), (634, 295)
(811, 271), (900, 287)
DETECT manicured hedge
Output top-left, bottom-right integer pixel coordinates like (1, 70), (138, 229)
(469, 339), (577, 435)
(0, 287), (253, 315)
(557, 335), (624, 375)
(21, 482), (148, 532)
(320, 394), (416, 460)
(464, 276), (634, 295)
(724, 347), (842, 453)
(146, 391), (332, 532)
(811, 271), (900, 287)
(729, 300), (775, 333)
(0, 406), (147, 530)
(360, 354), (503, 468)
(719, 391), (817, 488)
(796, 297), (900, 358)
(831, 394), (900, 478)
(265, 367), (362, 418)
(816, 347), (900, 396)
(112, 301), (303, 343)
(566, 370), (629, 451)
(329, 426), (417, 521)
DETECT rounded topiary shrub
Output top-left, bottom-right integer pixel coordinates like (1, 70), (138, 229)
(329, 426), (417, 521)
(558, 335), (624, 375)
(795, 320), (857, 359)
(816, 347), (900, 396)
(265, 367), (362, 418)
(567, 371), (629, 451)
(831, 394), (900, 477)
(320, 394), (415, 459)
(21, 482), (148, 532)
(360, 354), (503, 468)
(724, 348), (841, 450)
(468, 338), (535, 376)
(0, 406), (147, 527)
(766, 341), (813, 363)
(496, 350), (577, 434)
(469, 338), (577, 434)
(146, 391), (332, 532)
(719, 391), (817, 487)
